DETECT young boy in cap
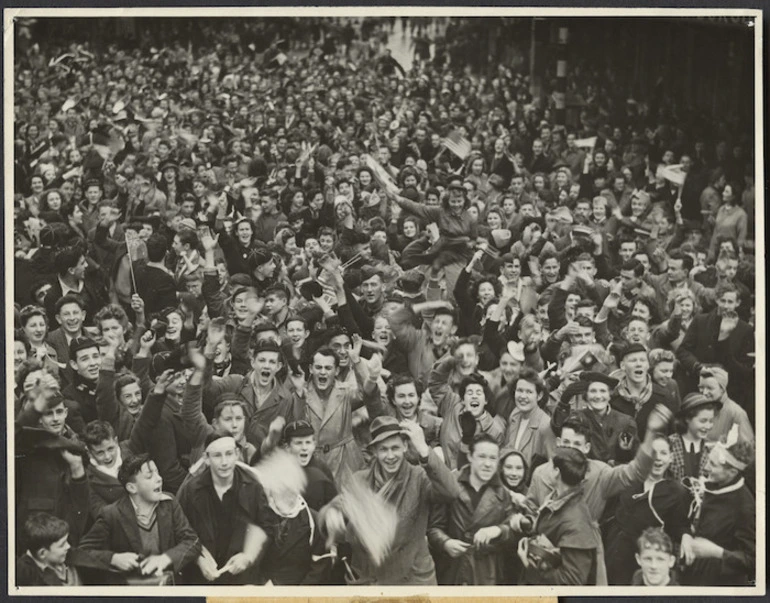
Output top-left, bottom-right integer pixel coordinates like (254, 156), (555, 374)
(255, 450), (333, 585)
(182, 341), (258, 473)
(73, 454), (201, 585)
(551, 371), (638, 464)
(61, 336), (105, 432)
(261, 417), (338, 511)
(632, 527), (678, 586)
(17, 512), (81, 586)
(202, 324), (297, 452)
(610, 343), (678, 439)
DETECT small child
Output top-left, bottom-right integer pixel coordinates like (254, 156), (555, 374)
(632, 527), (678, 586)
(17, 512), (81, 586)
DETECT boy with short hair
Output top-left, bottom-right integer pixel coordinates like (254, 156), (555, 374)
(261, 417), (337, 511)
(632, 527), (678, 586)
(83, 420), (131, 519)
(17, 512), (81, 586)
(73, 453), (201, 584)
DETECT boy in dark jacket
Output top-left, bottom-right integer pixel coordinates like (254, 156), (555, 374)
(260, 417), (338, 512)
(17, 512), (82, 586)
(16, 379), (91, 548)
(177, 433), (272, 585)
(82, 420), (132, 520)
(71, 453), (201, 585)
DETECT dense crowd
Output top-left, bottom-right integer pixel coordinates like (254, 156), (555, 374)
(12, 16), (757, 589)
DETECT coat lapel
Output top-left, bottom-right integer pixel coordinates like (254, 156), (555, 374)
(470, 480), (507, 531)
(156, 498), (175, 553)
(319, 385), (346, 431)
(304, 389), (326, 426)
(252, 383), (282, 418)
(117, 498), (144, 554)
(511, 407), (543, 452)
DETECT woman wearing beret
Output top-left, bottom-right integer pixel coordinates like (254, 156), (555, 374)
(667, 393), (721, 481)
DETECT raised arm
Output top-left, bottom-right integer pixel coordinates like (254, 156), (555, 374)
(127, 370), (175, 455)
(95, 343), (121, 429)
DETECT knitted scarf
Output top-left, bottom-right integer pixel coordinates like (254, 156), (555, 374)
(616, 375), (654, 415)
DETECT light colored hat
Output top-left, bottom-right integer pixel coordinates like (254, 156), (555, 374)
(334, 195), (352, 208)
(178, 218), (197, 231)
(700, 366), (729, 391)
(548, 206), (574, 224)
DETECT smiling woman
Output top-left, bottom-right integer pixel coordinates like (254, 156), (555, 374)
(9, 10), (760, 593)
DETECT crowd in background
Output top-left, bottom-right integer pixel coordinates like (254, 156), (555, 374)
(12, 16), (756, 589)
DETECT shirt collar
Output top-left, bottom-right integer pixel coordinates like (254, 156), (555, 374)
(58, 276), (84, 296)
(681, 433), (703, 453)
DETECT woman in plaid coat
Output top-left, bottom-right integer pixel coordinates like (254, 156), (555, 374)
(667, 393), (720, 481)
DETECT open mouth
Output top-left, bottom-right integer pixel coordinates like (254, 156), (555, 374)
(376, 333), (390, 343)
(258, 369), (272, 384)
(633, 369), (646, 379)
(316, 376), (329, 388)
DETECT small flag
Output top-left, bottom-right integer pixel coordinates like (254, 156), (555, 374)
(656, 164), (686, 186)
(337, 474), (398, 567)
(126, 235), (148, 263)
(441, 130), (472, 160)
(574, 136), (597, 149)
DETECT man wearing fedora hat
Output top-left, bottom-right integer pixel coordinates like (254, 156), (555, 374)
(321, 416), (460, 585)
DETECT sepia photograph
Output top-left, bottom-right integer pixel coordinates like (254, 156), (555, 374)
(5, 6), (764, 597)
